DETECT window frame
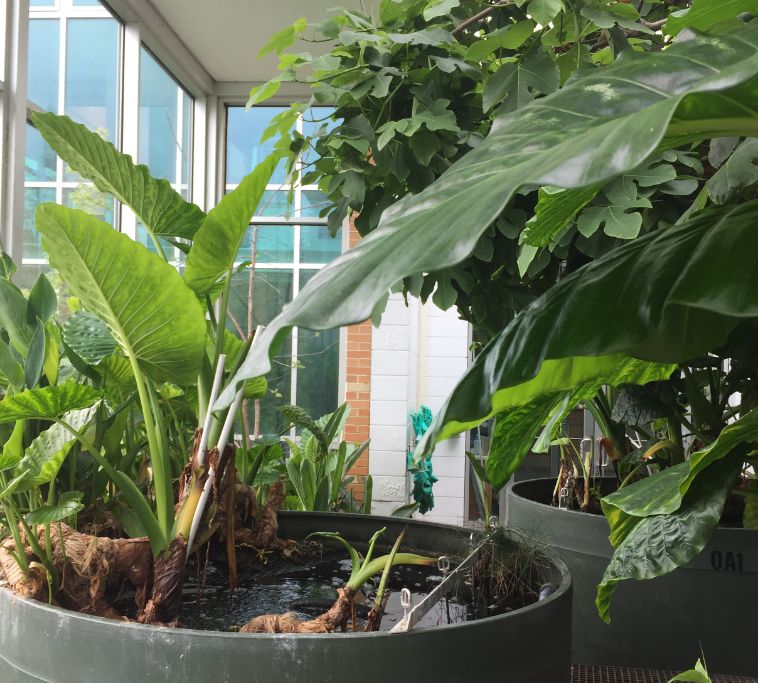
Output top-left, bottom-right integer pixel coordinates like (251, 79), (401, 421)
(23, 0), (123, 269)
(221, 101), (348, 432)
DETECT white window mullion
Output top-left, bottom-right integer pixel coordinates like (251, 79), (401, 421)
(119, 21), (139, 239)
(2, 0), (30, 266)
(54, 14), (66, 208)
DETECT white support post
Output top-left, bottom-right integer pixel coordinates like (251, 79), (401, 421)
(191, 96), (207, 211)
(119, 22), (140, 239)
(1, 0), (29, 265)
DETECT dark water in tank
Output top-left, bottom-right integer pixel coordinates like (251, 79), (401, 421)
(179, 548), (469, 632)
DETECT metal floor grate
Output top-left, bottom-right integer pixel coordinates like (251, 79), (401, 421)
(571, 666), (758, 683)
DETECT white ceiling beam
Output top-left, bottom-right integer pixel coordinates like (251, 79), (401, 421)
(104, 0), (214, 97)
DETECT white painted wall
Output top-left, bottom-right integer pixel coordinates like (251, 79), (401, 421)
(369, 294), (470, 525)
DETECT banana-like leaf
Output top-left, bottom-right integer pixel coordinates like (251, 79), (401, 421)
(596, 455), (741, 623)
(216, 24), (758, 410)
(412, 201), (758, 467)
(36, 204), (206, 385)
(32, 112), (205, 239)
(602, 409), (758, 543)
(0, 383), (100, 423)
(300, 458), (317, 510)
(184, 155), (277, 294)
(18, 404), (99, 485)
(63, 311), (117, 364)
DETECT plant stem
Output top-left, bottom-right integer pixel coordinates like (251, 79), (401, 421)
(0, 497), (29, 575)
(666, 117), (758, 141)
(452, 0), (512, 36)
(128, 354), (172, 538)
(56, 418), (166, 555)
(147, 231), (168, 261)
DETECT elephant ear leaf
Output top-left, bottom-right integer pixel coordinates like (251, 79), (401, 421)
(63, 311), (117, 364)
(25, 495), (84, 526)
(31, 111), (205, 239)
(17, 404), (99, 486)
(184, 155), (278, 294)
(215, 23), (758, 411)
(0, 383), (100, 423)
(36, 204), (206, 385)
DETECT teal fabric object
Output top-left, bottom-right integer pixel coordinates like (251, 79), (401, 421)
(408, 405), (437, 514)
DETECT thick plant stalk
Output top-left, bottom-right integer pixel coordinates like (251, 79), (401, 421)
(183, 355), (227, 560)
(139, 537), (186, 625)
(186, 388), (244, 555)
(195, 354), (226, 470)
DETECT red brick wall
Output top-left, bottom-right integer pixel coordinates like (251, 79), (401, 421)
(343, 219), (371, 500)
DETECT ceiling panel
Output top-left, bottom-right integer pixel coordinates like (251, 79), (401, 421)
(148, 0), (372, 83)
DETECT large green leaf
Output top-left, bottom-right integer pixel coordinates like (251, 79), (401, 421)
(0, 279), (34, 356)
(706, 137), (758, 203)
(184, 155), (277, 294)
(485, 358), (674, 489)
(32, 112), (205, 239)
(0, 383), (100, 423)
(414, 201), (758, 462)
(63, 311), (117, 364)
(216, 24), (758, 410)
(0, 339), (24, 389)
(601, 409), (758, 544)
(36, 204), (206, 384)
(17, 404), (99, 485)
(596, 455), (741, 623)
(665, 0), (758, 36)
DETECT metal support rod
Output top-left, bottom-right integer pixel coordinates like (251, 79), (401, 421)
(390, 525), (500, 634)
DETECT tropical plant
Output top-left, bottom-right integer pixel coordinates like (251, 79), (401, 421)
(252, 0), (707, 341)
(238, 526), (437, 633)
(0, 108), (279, 624)
(218, 8), (758, 622)
(278, 402), (372, 513)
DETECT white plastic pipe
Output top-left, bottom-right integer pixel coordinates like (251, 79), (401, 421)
(186, 388), (243, 558)
(196, 354), (226, 468)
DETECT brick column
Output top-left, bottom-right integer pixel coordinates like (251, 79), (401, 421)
(343, 219), (371, 501)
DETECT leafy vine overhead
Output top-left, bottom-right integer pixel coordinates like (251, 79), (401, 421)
(250, 0), (748, 340)
(218, 18), (758, 411)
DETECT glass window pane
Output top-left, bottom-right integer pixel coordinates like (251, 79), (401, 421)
(73, 0), (102, 6)
(137, 48), (192, 256)
(296, 269), (339, 419)
(28, 20), (59, 111)
(301, 225), (342, 263)
(25, 124), (57, 181)
(256, 190), (290, 218)
(64, 19), (119, 144)
(30, 1), (56, 8)
(228, 268), (294, 435)
(300, 189), (330, 218)
(226, 106), (289, 186)
(139, 48), (180, 183)
(24, 188), (55, 260)
(239, 225), (294, 263)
